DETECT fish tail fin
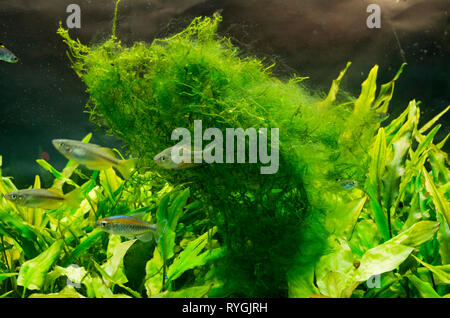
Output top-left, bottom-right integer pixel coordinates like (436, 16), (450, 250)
(137, 232), (154, 242)
(117, 158), (137, 179)
(64, 188), (83, 209)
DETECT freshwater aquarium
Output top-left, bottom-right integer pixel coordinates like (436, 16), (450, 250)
(0, 0), (449, 303)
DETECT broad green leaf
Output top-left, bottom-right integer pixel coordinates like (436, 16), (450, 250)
(372, 63), (406, 111)
(157, 189), (189, 261)
(167, 227), (222, 283)
(354, 65), (378, 115)
(17, 240), (64, 290)
(47, 264), (88, 287)
(145, 247), (164, 297)
(391, 221), (440, 247)
(412, 255), (450, 284)
(422, 167), (450, 226)
(407, 274), (441, 298)
(83, 275), (113, 298)
(437, 213), (450, 264)
(354, 220), (439, 282)
(321, 61), (351, 106)
(355, 244), (413, 282)
(92, 259), (141, 298)
(367, 128), (390, 241)
(325, 196), (367, 239)
(287, 264), (320, 298)
(102, 237), (136, 285)
(316, 271), (358, 298)
(0, 272), (18, 283)
(348, 218), (381, 257)
(315, 237), (358, 297)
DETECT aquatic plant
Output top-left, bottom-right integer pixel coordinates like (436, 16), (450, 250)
(0, 7), (448, 298)
(53, 9), (450, 298)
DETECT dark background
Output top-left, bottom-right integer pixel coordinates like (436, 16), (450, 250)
(0, 0), (448, 188)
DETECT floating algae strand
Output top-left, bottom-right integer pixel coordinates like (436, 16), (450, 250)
(56, 8), (435, 297)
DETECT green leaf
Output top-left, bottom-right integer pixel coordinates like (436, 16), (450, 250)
(372, 63), (406, 111)
(36, 159), (79, 188)
(412, 255), (450, 284)
(321, 61), (351, 106)
(151, 284), (213, 298)
(17, 240), (64, 290)
(102, 236), (136, 285)
(356, 244), (414, 282)
(92, 259), (141, 298)
(325, 196), (367, 240)
(422, 167), (450, 226)
(354, 220), (439, 282)
(419, 105), (450, 134)
(144, 247), (164, 297)
(167, 227), (222, 283)
(367, 128), (390, 241)
(391, 221), (440, 247)
(287, 264), (320, 298)
(354, 65), (378, 115)
(316, 271), (358, 298)
(83, 274), (113, 298)
(436, 213), (450, 264)
(0, 272), (18, 283)
(47, 264), (88, 287)
(157, 189), (189, 261)
(62, 228), (103, 267)
(407, 274), (441, 298)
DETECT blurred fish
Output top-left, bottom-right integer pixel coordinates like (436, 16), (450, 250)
(0, 45), (18, 63)
(375, 112), (390, 122)
(96, 215), (167, 242)
(4, 188), (81, 210)
(52, 139), (136, 178)
(154, 144), (202, 170)
(340, 179), (358, 190)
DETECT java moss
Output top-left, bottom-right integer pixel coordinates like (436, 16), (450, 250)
(57, 12), (401, 297)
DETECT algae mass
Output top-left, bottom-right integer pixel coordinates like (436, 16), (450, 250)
(0, 8), (449, 298)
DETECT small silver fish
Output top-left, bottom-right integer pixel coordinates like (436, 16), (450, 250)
(0, 45), (18, 63)
(4, 188), (81, 210)
(340, 180), (358, 190)
(96, 215), (166, 242)
(52, 139), (135, 178)
(154, 144), (202, 170)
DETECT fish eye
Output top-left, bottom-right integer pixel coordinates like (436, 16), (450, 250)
(101, 221), (107, 227)
(64, 145), (72, 152)
(10, 194), (17, 200)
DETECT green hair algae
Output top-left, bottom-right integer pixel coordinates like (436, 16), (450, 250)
(58, 13), (403, 297)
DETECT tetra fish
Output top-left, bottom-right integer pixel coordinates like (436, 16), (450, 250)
(0, 45), (18, 63)
(96, 215), (167, 242)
